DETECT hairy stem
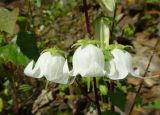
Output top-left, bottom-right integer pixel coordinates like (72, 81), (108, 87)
(128, 39), (160, 115)
(83, 0), (91, 38)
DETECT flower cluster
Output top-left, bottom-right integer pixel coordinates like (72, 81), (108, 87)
(23, 0), (140, 84)
(24, 44), (139, 84)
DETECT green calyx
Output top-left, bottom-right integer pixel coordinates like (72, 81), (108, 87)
(105, 44), (132, 50)
(72, 39), (100, 48)
(42, 47), (65, 57)
(103, 49), (113, 61)
(103, 44), (132, 61)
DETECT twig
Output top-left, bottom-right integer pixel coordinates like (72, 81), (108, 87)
(128, 39), (160, 115)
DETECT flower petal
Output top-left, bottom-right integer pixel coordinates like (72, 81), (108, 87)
(124, 51), (140, 77)
(84, 62), (105, 77)
(24, 60), (34, 76)
(34, 52), (51, 77)
(24, 60), (41, 78)
(44, 55), (70, 84)
(106, 60), (119, 80)
(72, 44), (105, 77)
(111, 49), (129, 79)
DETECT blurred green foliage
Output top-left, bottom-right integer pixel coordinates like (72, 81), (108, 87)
(0, 8), (19, 34)
(0, 44), (29, 66)
(143, 99), (160, 109)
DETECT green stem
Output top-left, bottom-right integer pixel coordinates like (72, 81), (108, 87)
(45, 80), (49, 91)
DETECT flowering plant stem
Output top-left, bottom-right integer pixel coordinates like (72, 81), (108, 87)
(109, 80), (114, 111)
(93, 78), (101, 115)
(110, 2), (117, 43)
(82, 0), (101, 114)
(109, 3), (117, 112)
(83, 0), (91, 38)
(45, 80), (49, 91)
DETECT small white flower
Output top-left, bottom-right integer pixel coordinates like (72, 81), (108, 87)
(106, 49), (139, 80)
(24, 52), (70, 84)
(72, 44), (106, 77)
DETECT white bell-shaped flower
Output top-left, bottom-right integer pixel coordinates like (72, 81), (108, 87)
(24, 52), (70, 84)
(72, 44), (106, 77)
(106, 49), (139, 80)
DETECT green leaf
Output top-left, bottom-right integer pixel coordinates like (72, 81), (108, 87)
(102, 110), (120, 115)
(0, 8), (19, 34)
(16, 31), (40, 61)
(0, 35), (6, 47)
(58, 84), (68, 92)
(18, 84), (32, 93)
(123, 24), (135, 38)
(108, 89), (126, 111)
(146, 0), (160, 3)
(0, 97), (3, 112)
(143, 99), (160, 109)
(99, 85), (108, 95)
(135, 95), (142, 106)
(0, 44), (29, 65)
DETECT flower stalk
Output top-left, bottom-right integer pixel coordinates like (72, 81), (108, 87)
(83, 0), (91, 38)
(108, 3), (117, 111)
(82, 0), (101, 114)
(45, 80), (49, 91)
